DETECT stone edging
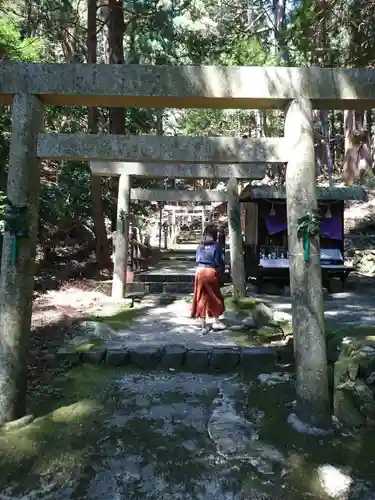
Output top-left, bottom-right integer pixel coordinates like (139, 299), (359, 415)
(57, 344), (284, 373)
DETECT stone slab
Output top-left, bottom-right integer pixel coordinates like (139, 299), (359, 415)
(39, 134), (288, 164)
(209, 347), (240, 371)
(91, 162), (267, 179)
(131, 189), (228, 203)
(130, 345), (162, 369)
(56, 348), (81, 366)
(58, 339), (281, 373)
(81, 348), (107, 364)
(160, 345), (187, 369)
(184, 349), (211, 372)
(239, 347), (278, 372)
(1, 63), (373, 109)
(106, 348), (129, 366)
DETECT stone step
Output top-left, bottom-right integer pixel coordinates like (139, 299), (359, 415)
(58, 342), (280, 375)
(126, 281), (194, 294)
(136, 273), (195, 284)
(128, 276), (231, 294)
(161, 254), (196, 261)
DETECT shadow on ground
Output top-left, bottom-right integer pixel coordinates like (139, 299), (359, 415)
(2, 365), (375, 499)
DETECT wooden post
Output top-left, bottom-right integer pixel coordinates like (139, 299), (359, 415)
(227, 178), (246, 300)
(112, 174), (131, 299)
(285, 97), (330, 427)
(201, 206), (205, 235)
(0, 94), (43, 425)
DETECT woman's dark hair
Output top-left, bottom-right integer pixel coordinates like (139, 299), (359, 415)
(201, 224), (218, 244)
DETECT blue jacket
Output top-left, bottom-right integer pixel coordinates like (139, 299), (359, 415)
(196, 241), (224, 269)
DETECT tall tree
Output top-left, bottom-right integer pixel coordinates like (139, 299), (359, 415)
(87, 0), (111, 268)
(107, 0), (125, 232)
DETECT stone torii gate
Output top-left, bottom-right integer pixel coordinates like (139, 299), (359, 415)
(0, 63), (373, 428)
(90, 160), (272, 299)
(130, 189), (226, 249)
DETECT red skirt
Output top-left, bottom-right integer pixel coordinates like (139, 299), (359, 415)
(191, 267), (225, 319)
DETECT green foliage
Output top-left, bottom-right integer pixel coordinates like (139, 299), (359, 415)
(0, 0), (374, 251)
(178, 36), (283, 142)
(0, 20), (44, 61)
(39, 164), (97, 231)
(220, 37), (278, 66)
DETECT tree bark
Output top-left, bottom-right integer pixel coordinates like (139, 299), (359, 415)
(107, 0), (126, 232)
(343, 110), (371, 185)
(88, 0), (111, 269)
(273, 0), (288, 61)
(366, 110), (374, 170)
(0, 94), (43, 425)
(285, 97), (330, 428)
(320, 109), (333, 185)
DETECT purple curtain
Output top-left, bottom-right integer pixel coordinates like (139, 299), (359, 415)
(264, 214), (342, 240)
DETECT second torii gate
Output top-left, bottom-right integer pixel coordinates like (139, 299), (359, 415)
(89, 158), (280, 299)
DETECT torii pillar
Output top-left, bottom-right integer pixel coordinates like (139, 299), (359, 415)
(227, 178), (246, 300)
(112, 174), (131, 299)
(285, 97), (330, 427)
(0, 94), (43, 425)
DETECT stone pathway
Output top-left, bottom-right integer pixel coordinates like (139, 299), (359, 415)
(260, 290), (375, 327)
(35, 284), (375, 354)
(116, 297), (242, 347)
(2, 369), (374, 500)
(110, 290), (375, 349)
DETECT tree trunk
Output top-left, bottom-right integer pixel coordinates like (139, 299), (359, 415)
(343, 110), (371, 185)
(88, 0), (111, 269)
(342, 110), (356, 185)
(107, 0), (125, 232)
(366, 110), (374, 170)
(330, 110), (336, 167)
(273, 0), (288, 61)
(320, 109), (333, 185)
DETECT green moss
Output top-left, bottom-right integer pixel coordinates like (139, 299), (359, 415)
(223, 329), (263, 347)
(224, 296), (256, 313)
(0, 403), (104, 487)
(0, 365), (129, 489)
(93, 306), (146, 331)
(75, 339), (104, 352)
(325, 322), (375, 342)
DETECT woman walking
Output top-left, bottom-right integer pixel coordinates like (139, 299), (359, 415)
(191, 225), (226, 334)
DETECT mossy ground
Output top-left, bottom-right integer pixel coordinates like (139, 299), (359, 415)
(247, 375), (375, 499)
(224, 295), (257, 312)
(222, 294), (290, 347)
(0, 365), (126, 490)
(325, 322), (375, 343)
(223, 289), (375, 349)
(91, 306), (146, 331)
(2, 365), (375, 498)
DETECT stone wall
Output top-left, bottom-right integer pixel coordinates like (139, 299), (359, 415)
(333, 339), (375, 427)
(353, 249), (375, 276)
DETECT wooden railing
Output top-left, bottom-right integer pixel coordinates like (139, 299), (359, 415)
(128, 228), (162, 272)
